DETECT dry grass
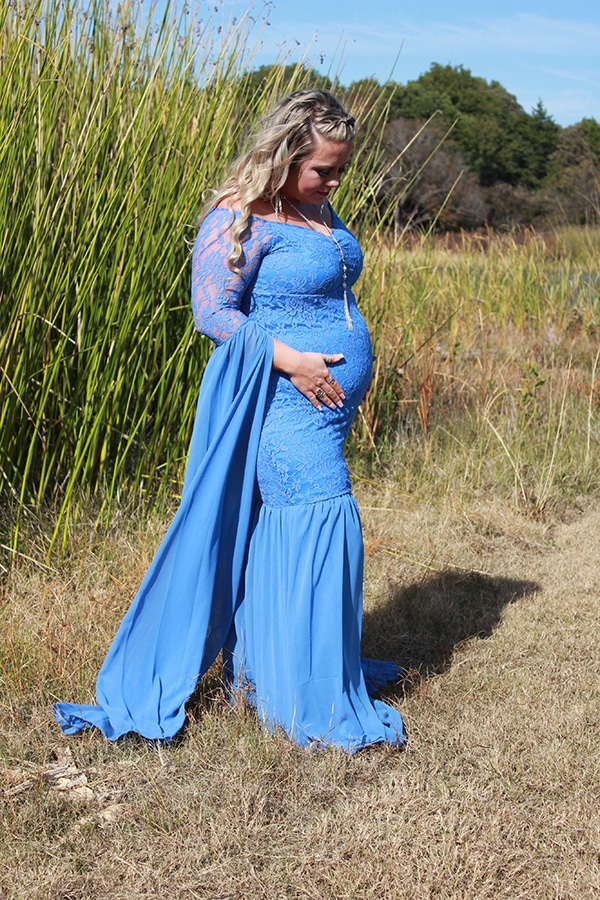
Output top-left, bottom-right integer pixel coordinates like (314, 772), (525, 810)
(1, 490), (599, 899)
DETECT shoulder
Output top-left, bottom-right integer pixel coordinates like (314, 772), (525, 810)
(214, 196), (281, 224)
(195, 206), (275, 264)
(195, 206), (235, 245)
(202, 201), (275, 230)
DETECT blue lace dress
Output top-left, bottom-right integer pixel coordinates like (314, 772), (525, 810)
(53, 207), (405, 751)
(191, 208), (404, 749)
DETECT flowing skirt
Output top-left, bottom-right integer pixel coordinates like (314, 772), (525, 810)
(226, 494), (405, 750)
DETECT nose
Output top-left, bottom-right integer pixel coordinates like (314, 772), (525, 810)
(326, 172), (340, 187)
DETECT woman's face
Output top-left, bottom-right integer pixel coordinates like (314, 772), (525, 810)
(283, 136), (353, 206)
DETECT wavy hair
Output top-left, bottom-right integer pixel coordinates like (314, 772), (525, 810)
(199, 89), (356, 271)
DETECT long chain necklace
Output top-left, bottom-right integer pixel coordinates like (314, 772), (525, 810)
(281, 195), (353, 330)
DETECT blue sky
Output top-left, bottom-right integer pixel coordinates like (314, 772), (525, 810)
(203, 0), (600, 126)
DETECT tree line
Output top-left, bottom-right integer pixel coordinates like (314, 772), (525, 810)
(249, 62), (600, 232)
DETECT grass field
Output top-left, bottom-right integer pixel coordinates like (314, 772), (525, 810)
(1, 487), (599, 898)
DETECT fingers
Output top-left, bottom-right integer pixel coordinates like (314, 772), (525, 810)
(306, 376), (344, 411)
(324, 374), (345, 407)
(323, 353), (344, 366)
(308, 386), (336, 411)
(310, 353), (344, 410)
(311, 369), (345, 412)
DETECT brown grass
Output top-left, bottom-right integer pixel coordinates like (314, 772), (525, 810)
(2, 489), (599, 899)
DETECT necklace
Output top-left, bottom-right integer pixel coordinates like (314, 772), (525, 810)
(281, 195), (353, 330)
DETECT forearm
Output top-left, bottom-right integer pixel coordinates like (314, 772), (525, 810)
(272, 338), (304, 376)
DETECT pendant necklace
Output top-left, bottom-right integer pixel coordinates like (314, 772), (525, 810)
(281, 195), (353, 330)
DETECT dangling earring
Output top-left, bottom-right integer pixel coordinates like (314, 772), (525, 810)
(274, 192), (282, 218)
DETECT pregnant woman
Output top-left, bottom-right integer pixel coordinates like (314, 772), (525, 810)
(55, 90), (405, 751)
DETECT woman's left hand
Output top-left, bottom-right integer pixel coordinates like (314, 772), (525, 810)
(272, 340), (345, 410)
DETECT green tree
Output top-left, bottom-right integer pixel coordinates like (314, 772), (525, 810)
(514, 101), (560, 185)
(381, 64), (559, 189)
(242, 63), (332, 97)
(544, 125), (600, 224)
(579, 117), (600, 166)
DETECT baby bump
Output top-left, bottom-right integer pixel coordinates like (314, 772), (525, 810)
(271, 307), (370, 390)
(256, 364), (370, 507)
(253, 304), (373, 507)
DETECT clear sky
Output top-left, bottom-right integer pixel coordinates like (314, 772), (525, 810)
(203, 0), (600, 127)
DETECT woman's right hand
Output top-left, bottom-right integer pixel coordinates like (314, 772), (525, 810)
(272, 341), (345, 410)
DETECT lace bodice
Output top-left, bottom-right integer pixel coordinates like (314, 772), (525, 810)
(191, 207), (372, 506)
(191, 207), (363, 343)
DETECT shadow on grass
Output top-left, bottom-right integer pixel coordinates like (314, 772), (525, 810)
(361, 569), (539, 695)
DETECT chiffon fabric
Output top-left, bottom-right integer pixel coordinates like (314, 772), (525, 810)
(54, 207), (405, 751)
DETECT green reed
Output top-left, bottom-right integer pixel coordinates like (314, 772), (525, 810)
(2, 0), (245, 538)
(0, 1), (392, 548)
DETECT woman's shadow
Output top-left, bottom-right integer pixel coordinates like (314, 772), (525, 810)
(361, 568), (539, 695)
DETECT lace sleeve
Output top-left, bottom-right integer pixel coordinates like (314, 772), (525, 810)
(191, 208), (268, 345)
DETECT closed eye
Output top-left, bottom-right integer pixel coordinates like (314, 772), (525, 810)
(317, 167), (347, 177)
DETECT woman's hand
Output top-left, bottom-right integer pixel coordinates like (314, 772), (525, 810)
(289, 351), (346, 410)
(272, 340), (345, 410)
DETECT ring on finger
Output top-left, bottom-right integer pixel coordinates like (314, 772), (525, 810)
(326, 376), (335, 385)
(315, 388), (326, 399)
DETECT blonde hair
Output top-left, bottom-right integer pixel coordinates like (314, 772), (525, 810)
(200, 89), (356, 271)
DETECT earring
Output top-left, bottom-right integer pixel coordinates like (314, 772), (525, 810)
(274, 193), (282, 218)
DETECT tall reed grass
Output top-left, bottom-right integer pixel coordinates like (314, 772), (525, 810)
(0, 0), (392, 548)
(2, 1), (600, 556)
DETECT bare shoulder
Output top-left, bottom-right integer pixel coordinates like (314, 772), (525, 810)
(216, 197), (278, 221)
(215, 197), (241, 212)
(249, 198), (278, 221)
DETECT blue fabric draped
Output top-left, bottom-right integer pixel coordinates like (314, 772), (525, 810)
(54, 321), (273, 741)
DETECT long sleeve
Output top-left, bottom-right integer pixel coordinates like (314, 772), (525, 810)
(191, 208), (268, 345)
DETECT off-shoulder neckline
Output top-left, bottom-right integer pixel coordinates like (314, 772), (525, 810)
(207, 205), (345, 235)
